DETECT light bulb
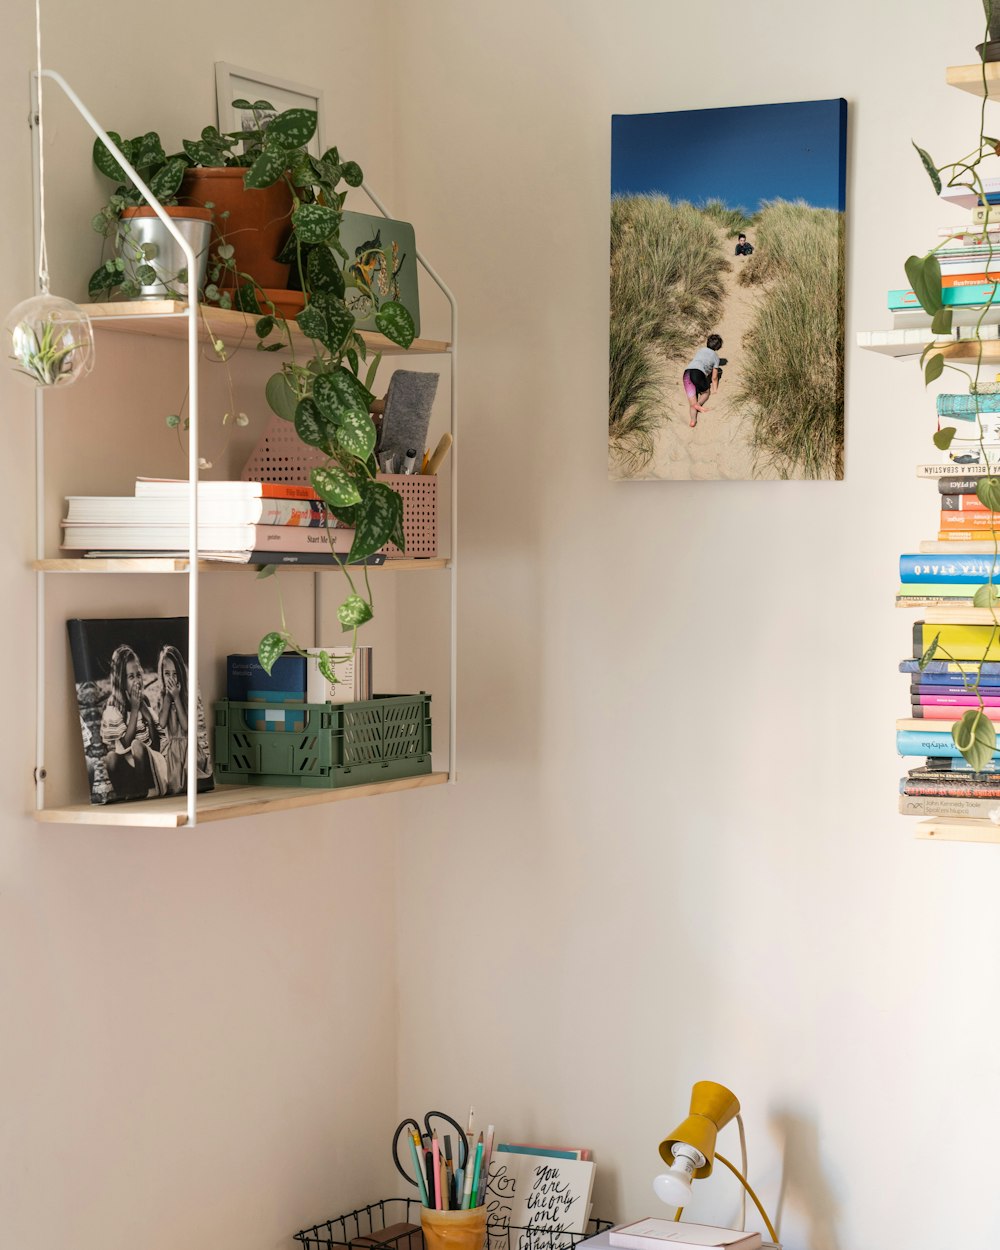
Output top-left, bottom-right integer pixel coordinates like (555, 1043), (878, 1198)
(653, 1143), (705, 1207)
(5, 294), (95, 388)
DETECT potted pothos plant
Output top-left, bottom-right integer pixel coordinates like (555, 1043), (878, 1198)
(906, 0), (1000, 770)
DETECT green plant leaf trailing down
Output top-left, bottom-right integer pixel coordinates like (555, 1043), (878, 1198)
(909, 4), (1000, 766)
(86, 104), (419, 675)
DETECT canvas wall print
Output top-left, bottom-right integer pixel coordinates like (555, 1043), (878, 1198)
(67, 617), (213, 805)
(609, 98), (847, 481)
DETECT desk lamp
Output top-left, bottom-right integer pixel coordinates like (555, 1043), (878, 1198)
(654, 1080), (780, 1247)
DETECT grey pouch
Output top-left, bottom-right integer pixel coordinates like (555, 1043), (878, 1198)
(378, 370), (439, 468)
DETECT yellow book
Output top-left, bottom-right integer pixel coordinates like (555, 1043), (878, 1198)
(914, 620), (1000, 662)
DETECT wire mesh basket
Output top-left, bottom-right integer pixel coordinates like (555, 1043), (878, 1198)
(295, 1198), (611, 1250)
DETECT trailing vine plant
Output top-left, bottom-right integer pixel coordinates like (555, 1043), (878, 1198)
(909, 1), (1000, 769)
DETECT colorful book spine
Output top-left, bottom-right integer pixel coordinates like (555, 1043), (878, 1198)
(936, 530), (1000, 541)
(939, 511), (1000, 529)
(918, 464), (996, 478)
(937, 394), (1000, 415)
(899, 794), (1000, 817)
(913, 621), (1000, 662)
(902, 778), (1000, 797)
(900, 658), (1000, 676)
(940, 494), (991, 510)
(888, 284), (1000, 310)
(911, 705), (1000, 719)
(899, 554), (1000, 581)
(911, 679), (1000, 692)
(897, 729), (999, 758)
(912, 687), (1000, 700)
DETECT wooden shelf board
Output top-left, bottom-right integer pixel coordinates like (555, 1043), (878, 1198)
(916, 817), (1000, 843)
(946, 62), (1000, 100)
(34, 771), (449, 827)
(859, 339), (1000, 364)
(34, 557), (450, 574)
(81, 301), (450, 356)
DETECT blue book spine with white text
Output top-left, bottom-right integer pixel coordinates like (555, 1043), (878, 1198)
(897, 730), (1000, 758)
(227, 653), (307, 700)
(899, 659), (1000, 676)
(899, 554), (1000, 582)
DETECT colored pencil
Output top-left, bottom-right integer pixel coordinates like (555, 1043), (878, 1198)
(409, 1131), (429, 1207)
(432, 1133), (442, 1210)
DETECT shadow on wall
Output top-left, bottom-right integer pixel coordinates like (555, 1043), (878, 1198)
(770, 1108), (841, 1250)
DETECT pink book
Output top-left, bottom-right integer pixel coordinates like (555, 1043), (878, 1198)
(915, 704), (1000, 720)
(915, 694), (1000, 706)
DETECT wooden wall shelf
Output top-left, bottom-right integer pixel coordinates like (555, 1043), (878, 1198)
(34, 557), (449, 574)
(946, 62), (1000, 100)
(916, 817), (1000, 843)
(81, 301), (450, 356)
(34, 772), (449, 827)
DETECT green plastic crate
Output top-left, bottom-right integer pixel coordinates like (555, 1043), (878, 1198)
(213, 694), (432, 788)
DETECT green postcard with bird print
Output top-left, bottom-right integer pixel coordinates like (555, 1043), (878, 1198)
(339, 210), (421, 338)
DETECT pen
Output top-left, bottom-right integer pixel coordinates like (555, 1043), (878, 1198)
(420, 449), (430, 473)
(432, 1133), (442, 1210)
(409, 1130), (430, 1207)
(440, 1157), (449, 1210)
(424, 1146), (435, 1209)
(478, 1124), (495, 1206)
(469, 1136), (484, 1209)
(461, 1151), (475, 1209)
(402, 447), (418, 474)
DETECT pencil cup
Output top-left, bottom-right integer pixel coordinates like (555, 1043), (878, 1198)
(420, 1205), (488, 1250)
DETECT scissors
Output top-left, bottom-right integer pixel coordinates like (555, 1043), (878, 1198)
(392, 1109), (469, 1189)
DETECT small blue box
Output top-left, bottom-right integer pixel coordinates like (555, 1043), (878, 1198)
(227, 653), (307, 701)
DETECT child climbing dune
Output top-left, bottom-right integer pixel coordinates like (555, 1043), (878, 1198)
(682, 333), (727, 428)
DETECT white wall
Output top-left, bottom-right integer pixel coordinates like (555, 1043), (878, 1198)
(389, 4), (1000, 1249)
(0, 4), (405, 1248)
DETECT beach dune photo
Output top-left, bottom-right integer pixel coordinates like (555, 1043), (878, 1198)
(609, 98), (847, 481)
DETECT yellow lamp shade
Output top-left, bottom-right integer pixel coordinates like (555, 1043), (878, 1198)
(658, 1080), (740, 1178)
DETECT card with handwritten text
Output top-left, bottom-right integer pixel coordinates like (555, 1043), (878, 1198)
(485, 1150), (596, 1250)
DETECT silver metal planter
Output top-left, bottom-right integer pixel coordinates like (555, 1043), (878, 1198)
(117, 206), (212, 299)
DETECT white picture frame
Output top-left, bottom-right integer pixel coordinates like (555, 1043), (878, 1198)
(214, 62), (325, 157)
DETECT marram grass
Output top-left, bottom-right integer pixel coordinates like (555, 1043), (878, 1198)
(734, 199), (845, 479)
(610, 195), (729, 471)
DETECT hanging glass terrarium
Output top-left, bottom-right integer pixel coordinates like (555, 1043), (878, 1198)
(6, 293), (94, 387)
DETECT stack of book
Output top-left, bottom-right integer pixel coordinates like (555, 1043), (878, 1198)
(60, 477), (383, 565)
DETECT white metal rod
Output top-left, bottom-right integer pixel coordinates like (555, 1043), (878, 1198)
(39, 70), (201, 824)
(360, 182), (459, 783)
(30, 70), (46, 811)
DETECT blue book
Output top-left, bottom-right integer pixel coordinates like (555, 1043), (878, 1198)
(899, 659), (1000, 676)
(227, 652), (306, 700)
(899, 554), (1000, 583)
(897, 729), (1000, 758)
(910, 672), (1000, 688)
(889, 284), (1000, 310)
(937, 394), (1000, 416)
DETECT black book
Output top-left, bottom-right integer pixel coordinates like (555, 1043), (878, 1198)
(249, 550), (388, 566)
(938, 477), (993, 495)
(66, 616), (214, 805)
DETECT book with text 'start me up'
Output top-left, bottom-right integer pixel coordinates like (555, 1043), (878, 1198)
(66, 616), (213, 805)
(135, 476), (321, 500)
(608, 1220), (761, 1250)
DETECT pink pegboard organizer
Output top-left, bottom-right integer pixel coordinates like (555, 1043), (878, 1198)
(241, 413), (437, 558)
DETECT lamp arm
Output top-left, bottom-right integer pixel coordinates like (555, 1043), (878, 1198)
(714, 1152), (780, 1247)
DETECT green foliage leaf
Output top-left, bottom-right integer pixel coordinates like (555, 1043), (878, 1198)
(255, 315), (275, 339)
(296, 292), (355, 354)
(244, 147), (286, 189)
(933, 425), (956, 449)
(93, 132), (128, 182)
(148, 156), (187, 201)
(258, 631), (288, 675)
(311, 465), (362, 507)
(918, 633), (940, 671)
(307, 245), (346, 297)
(263, 108), (318, 150)
(233, 282), (263, 314)
(337, 594), (374, 629)
(905, 253), (944, 316)
(256, 563), (278, 579)
(341, 160), (364, 187)
(318, 650), (338, 686)
(977, 476), (1000, 512)
(953, 707), (998, 771)
(346, 348), (359, 376)
(349, 480), (403, 561)
(293, 202), (342, 244)
(296, 301), (328, 342)
(294, 398), (331, 449)
(912, 142), (942, 195)
(374, 300), (416, 348)
(136, 264), (158, 286)
(131, 132), (166, 170)
(931, 307), (954, 335)
(974, 583), (1000, 608)
(336, 411), (377, 460)
(265, 371), (299, 421)
(88, 266), (113, 299)
(925, 354), (945, 386)
(312, 367), (373, 422)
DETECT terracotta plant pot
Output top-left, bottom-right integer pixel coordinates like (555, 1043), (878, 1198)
(117, 205), (212, 299)
(178, 167), (293, 290)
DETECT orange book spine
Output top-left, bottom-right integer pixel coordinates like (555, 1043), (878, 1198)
(940, 510), (1000, 528)
(937, 529), (1000, 541)
(941, 272), (1000, 287)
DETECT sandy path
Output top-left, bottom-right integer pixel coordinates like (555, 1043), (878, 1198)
(616, 227), (781, 481)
